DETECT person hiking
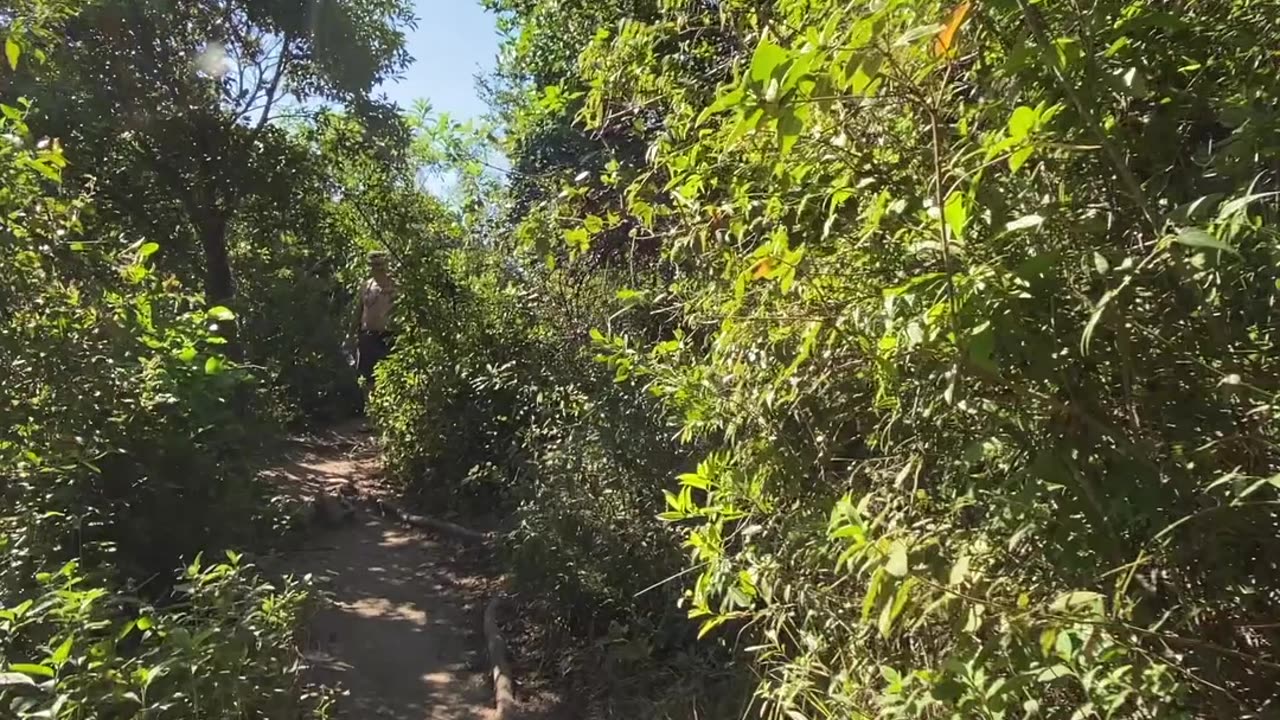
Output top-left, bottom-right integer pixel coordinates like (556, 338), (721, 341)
(355, 250), (396, 401)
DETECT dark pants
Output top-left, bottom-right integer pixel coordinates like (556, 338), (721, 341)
(357, 330), (393, 388)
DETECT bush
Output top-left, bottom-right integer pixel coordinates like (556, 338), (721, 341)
(446, 0), (1280, 717)
(0, 553), (322, 719)
(1, 63), (318, 718)
(575, 1), (1280, 716)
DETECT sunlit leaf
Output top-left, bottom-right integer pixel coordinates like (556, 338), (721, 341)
(5, 37), (19, 71)
(896, 24), (946, 47)
(943, 192), (967, 242)
(696, 86), (745, 125)
(0, 672), (36, 687)
(1008, 106), (1037, 139)
(7, 663), (54, 678)
(1008, 145), (1034, 173)
(749, 39), (788, 85)
(1004, 214), (1043, 233)
(886, 542), (908, 577)
(50, 635), (73, 665)
(1170, 227), (1240, 257)
(933, 2), (972, 57)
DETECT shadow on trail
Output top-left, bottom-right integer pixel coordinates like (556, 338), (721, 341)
(273, 434), (500, 720)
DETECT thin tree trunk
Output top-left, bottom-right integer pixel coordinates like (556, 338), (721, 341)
(197, 211), (243, 362)
(199, 212), (233, 304)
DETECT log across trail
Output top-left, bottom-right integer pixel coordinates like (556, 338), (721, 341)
(261, 428), (525, 720)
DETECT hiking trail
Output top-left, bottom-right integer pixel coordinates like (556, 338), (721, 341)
(258, 425), (518, 720)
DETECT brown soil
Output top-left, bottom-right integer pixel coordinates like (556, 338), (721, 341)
(262, 426), (502, 720)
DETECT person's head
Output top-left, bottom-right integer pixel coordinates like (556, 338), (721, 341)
(368, 251), (391, 279)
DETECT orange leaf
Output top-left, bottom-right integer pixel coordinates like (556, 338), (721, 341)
(753, 258), (776, 279)
(933, 1), (972, 57)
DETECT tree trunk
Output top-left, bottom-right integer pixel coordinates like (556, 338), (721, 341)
(198, 211), (243, 361)
(199, 212), (234, 303)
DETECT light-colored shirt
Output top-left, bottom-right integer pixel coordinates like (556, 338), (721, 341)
(361, 277), (395, 332)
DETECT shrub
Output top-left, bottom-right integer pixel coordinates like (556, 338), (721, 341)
(1, 60), (318, 719)
(0, 553), (322, 719)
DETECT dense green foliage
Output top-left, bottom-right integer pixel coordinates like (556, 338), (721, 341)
(1, 1), (419, 715)
(7, 0), (1280, 717)
(373, 0), (1280, 717)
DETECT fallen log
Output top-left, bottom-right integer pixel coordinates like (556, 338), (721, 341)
(484, 594), (517, 720)
(372, 498), (494, 544)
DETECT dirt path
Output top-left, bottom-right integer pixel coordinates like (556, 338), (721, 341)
(262, 430), (498, 720)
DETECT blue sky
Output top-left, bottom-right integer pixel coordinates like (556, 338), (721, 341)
(379, 0), (501, 123)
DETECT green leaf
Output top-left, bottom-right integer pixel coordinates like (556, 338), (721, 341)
(885, 541), (908, 577)
(948, 554), (970, 586)
(1035, 664), (1072, 682)
(943, 192), (967, 242)
(881, 576), (917, 637)
(204, 356), (225, 375)
(895, 24), (945, 47)
(206, 305), (235, 322)
(1081, 284), (1124, 354)
(1008, 106), (1037, 138)
(0, 672), (36, 687)
(697, 614), (729, 639)
(847, 55), (881, 96)
(1055, 630), (1073, 658)
(861, 568), (886, 621)
(29, 158), (61, 182)
(1039, 628), (1057, 657)
(678, 472), (709, 490)
(1170, 227), (1240, 257)
(50, 636), (73, 666)
(1004, 214), (1044, 233)
(728, 107), (765, 144)
(1008, 145), (1034, 173)
(778, 109), (804, 156)
(749, 39), (788, 85)
(564, 227), (590, 252)
(697, 86), (745, 125)
(967, 322), (996, 373)
(878, 591), (896, 637)
(138, 242), (160, 261)
(1217, 191), (1280, 221)
(8, 663), (54, 678)
(5, 37), (19, 71)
